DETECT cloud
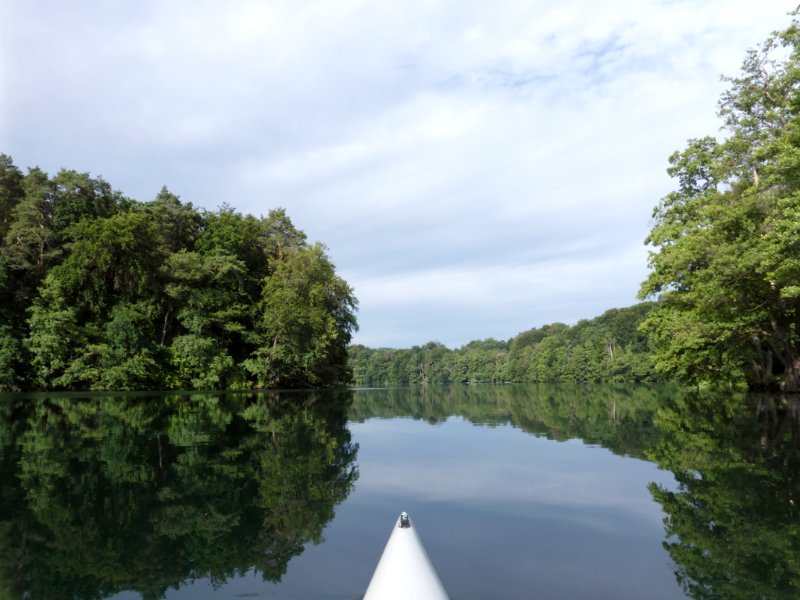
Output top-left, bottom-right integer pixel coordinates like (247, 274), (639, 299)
(3, 0), (796, 347)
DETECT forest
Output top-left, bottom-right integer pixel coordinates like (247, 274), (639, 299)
(349, 303), (657, 385)
(0, 159), (357, 391)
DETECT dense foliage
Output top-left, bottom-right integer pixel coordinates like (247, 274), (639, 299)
(640, 13), (800, 391)
(0, 156), (357, 391)
(349, 303), (656, 385)
(0, 391), (358, 600)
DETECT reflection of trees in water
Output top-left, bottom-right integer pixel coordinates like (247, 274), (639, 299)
(648, 393), (800, 599)
(349, 383), (675, 459)
(0, 391), (358, 600)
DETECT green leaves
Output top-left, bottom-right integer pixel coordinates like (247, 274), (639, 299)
(246, 244), (358, 388)
(0, 325), (21, 391)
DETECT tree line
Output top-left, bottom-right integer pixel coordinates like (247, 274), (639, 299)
(0, 157), (357, 391)
(348, 303), (657, 385)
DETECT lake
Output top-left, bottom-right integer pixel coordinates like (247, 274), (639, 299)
(1, 384), (797, 599)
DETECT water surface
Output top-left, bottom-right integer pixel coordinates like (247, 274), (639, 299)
(1, 384), (797, 599)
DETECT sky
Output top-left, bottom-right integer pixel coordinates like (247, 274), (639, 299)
(2, 0), (797, 348)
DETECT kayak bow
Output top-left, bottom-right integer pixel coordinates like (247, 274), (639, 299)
(364, 512), (449, 600)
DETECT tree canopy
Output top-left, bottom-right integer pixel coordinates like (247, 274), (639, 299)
(0, 157), (357, 391)
(640, 13), (800, 391)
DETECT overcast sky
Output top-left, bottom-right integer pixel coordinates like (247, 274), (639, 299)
(2, 1), (796, 348)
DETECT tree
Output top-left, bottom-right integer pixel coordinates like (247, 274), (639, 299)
(24, 211), (167, 389)
(245, 244), (358, 388)
(195, 205), (268, 289)
(51, 169), (124, 239)
(54, 211), (164, 313)
(24, 276), (84, 388)
(0, 325), (22, 391)
(143, 187), (202, 254)
(260, 207), (307, 262)
(347, 304), (657, 386)
(3, 167), (57, 272)
(640, 14), (800, 391)
(0, 154), (24, 245)
(162, 250), (249, 389)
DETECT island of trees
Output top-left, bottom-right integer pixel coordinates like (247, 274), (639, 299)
(0, 159), (357, 391)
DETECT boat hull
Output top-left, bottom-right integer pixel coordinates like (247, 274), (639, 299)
(364, 515), (449, 600)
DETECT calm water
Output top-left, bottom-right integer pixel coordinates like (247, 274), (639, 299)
(1, 384), (798, 599)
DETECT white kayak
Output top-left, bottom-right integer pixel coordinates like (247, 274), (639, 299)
(364, 513), (449, 600)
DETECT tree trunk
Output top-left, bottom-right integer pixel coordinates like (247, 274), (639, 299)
(782, 357), (800, 393)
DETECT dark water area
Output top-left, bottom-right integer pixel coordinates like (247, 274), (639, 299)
(0, 384), (798, 599)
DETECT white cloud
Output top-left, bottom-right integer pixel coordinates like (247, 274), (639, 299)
(350, 244), (645, 309)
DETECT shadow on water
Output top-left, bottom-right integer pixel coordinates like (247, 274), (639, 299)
(0, 389), (358, 600)
(647, 391), (800, 599)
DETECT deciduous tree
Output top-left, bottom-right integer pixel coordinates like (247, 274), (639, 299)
(640, 14), (800, 391)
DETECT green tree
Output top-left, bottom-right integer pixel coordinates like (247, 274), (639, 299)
(245, 244), (358, 387)
(25, 211), (167, 389)
(143, 187), (202, 254)
(348, 305), (656, 386)
(24, 276), (84, 388)
(640, 14), (800, 390)
(260, 207), (307, 262)
(196, 205), (268, 290)
(0, 155), (358, 391)
(0, 154), (24, 245)
(92, 300), (164, 390)
(162, 250), (249, 388)
(3, 167), (58, 272)
(0, 325), (22, 391)
(51, 169), (124, 239)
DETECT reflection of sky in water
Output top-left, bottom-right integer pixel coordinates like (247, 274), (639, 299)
(148, 413), (682, 600)
(354, 417), (670, 523)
